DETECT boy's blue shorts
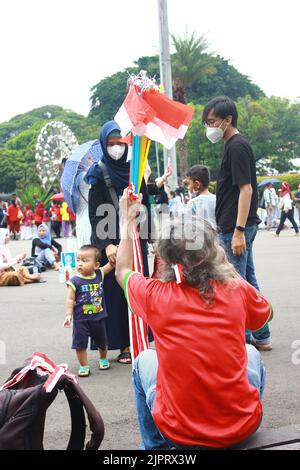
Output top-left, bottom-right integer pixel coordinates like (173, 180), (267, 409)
(72, 319), (107, 350)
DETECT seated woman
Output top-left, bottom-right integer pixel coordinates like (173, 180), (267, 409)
(31, 224), (62, 270)
(116, 188), (273, 450)
(0, 228), (41, 286)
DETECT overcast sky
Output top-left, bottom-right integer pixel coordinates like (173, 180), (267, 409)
(1, 0), (299, 123)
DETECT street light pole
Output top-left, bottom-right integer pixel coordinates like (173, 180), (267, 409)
(157, 0), (178, 189)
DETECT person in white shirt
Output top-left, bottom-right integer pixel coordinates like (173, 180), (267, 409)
(274, 182), (299, 236)
(185, 165), (216, 229)
(168, 189), (184, 216)
(263, 183), (278, 230)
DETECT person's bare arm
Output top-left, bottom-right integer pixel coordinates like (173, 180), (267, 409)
(63, 286), (75, 328)
(102, 261), (115, 276)
(232, 184), (253, 257)
(115, 189), (142, 288)
(155, 166), (172, 189)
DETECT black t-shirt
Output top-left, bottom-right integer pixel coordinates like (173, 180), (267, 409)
(216, 134), (261, 233)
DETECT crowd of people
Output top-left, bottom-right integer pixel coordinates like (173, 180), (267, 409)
(61, 98), (273, 450)
(0, 194), (76, 240)
(1, 95), (299, 450)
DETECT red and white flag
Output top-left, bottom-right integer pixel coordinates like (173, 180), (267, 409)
(115, 86), (194, 149)
(0, 352), (78, 393)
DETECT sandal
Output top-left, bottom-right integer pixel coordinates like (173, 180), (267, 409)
(78, 365), (90, 377)
(117, 352), (132, 364)
(99, 358), (110, 370)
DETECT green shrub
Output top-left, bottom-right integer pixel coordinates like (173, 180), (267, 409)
(17, 185), (52, 208)
(257, 174), (300, 194)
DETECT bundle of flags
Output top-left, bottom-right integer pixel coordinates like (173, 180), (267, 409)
(115, 79), (194, 150)
(114, 71), (194, 361)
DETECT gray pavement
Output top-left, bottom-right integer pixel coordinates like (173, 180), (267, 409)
(0, 230), (300, 449)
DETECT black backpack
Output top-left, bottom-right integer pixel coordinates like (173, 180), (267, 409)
(0, 353), (104, 450)
(22, 257), (46, 273)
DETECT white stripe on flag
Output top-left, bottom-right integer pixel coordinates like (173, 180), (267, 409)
(115, 105), (134, 137)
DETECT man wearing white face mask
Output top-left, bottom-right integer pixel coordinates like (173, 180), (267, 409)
(202, 96), (271, 351)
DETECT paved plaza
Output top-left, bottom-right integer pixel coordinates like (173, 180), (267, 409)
(0, 229), (300, 450)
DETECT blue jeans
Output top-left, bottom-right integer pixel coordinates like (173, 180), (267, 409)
(133, 348), (266, 450)
(219, 226), (271, 345)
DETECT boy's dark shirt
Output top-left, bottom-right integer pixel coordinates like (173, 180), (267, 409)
(216, 133), (260, 234)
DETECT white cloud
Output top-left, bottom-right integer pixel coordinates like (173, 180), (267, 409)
(0, 0), (299, 122)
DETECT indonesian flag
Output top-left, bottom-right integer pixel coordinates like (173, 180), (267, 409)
(115, 86), (194, 149)
(0, 352), (78, 393)
(115, 86), (156, 137)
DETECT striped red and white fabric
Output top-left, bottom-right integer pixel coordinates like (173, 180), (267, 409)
(129, 223), (149, 362)
(115, 85), (194, 150)
(0, 352), (78, 393)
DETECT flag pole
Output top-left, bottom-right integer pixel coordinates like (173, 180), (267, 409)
(157, 0), (178, 189)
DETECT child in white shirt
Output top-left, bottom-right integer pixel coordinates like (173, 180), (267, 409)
(185, 165), (216, 229)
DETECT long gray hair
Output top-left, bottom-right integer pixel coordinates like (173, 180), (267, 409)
(156, 216), (237, 305)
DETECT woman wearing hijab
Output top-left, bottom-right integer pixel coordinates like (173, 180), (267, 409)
(0, 228), (41, 285)
(274, 182), (299, 237)
(31, 224), (62, 270)
(87, 121), (151, 364)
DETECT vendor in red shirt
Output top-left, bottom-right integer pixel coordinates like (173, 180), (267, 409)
(116, 188), (273, 450)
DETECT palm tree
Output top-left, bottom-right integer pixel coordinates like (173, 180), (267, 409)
(171, 32), (215, 176)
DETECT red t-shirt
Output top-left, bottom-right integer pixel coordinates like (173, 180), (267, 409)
(124, 272), (271, 448)
(54, 206), (62, 222)
(8, 204), (20, 222)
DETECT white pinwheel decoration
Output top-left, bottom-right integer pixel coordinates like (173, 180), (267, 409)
(35, 121), (78, 189)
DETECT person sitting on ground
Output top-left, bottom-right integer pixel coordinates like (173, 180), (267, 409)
(0, 228), (41, 286)
(115, 187), (273, 450)
(63, 245), (114, 377)
(31, 224), (62, 270)
(185, 164), (217, 229)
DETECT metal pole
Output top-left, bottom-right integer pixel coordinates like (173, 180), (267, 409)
(157, 0), (178, 189)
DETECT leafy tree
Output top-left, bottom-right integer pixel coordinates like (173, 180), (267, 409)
(17, 185), (52, 208)
(0, 106), (99, 193)
(171, 33), (215, 104)
(237, 96), (300, 171)
(89, 71), (132, 124)
(171, 32), (216, 176)
(188, 55), (264, 104)
(89, 56), (160, 125)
